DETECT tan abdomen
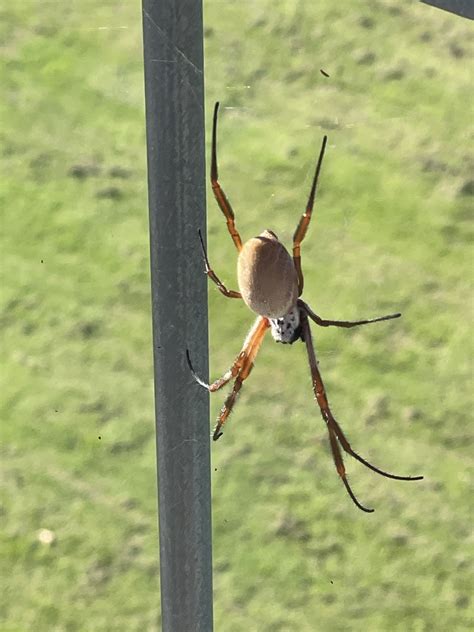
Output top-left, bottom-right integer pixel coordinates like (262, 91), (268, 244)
(237, 230), (299, 318)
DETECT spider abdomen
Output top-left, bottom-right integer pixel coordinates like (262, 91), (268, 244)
(237, 230), (299, 319)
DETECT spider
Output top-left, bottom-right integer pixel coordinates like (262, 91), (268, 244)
(187, 102), (423, 512)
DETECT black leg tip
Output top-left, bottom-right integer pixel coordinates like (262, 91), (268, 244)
(213, 430), (223, 441)
(185, 348), (193, 369)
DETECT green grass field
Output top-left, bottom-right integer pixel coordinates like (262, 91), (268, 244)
(1, 1), (473, 630)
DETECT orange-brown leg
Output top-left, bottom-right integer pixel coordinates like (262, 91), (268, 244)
(211, 102), (243, 252)
(187, 315), (268, 392)
(212, 316), (269, 440)
(299, 310), (422, 512)
(186, 347), (245, 392)
(198, 230), (241, 299)
(293, 135), (328, 295)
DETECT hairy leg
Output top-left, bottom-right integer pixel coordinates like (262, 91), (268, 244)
(299, 299), (401, 329)
(211, 102), (243, 252)
(197, 229), (241, 299)
(300, 310), (422, 512)
(293, 136), (328, 295)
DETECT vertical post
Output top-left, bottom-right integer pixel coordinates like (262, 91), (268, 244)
(142, 2), (213, 631)
(420, 0), (474, 19)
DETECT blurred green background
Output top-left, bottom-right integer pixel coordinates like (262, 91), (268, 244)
(1, 1), (473, 630)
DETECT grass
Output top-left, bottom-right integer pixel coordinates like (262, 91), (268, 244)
(1, 0), (473, 630)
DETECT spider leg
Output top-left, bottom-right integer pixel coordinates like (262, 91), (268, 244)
(300, 311), (422, 512)
(328, 430), (374, 513)
(299, 299), (401, 329)
(212, 316), (269, 440)
(300, 311), (373, 512)
(186, 316), (268, 392)
(211, 102), (243, 252)
(197, 229), (241, 299)
(293, 135), (328, 296)
(186, 348), (245, 392)
(328, 415), (423, 482)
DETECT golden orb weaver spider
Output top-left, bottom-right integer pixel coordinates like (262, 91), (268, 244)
(187, 102), (423, 512)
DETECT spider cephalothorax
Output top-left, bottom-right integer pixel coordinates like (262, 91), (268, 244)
(269, 306), (302, 344)
(187, 102), (423, 512)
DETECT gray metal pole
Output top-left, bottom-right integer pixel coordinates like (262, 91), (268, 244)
(420, 0), (474, 19)
(141, 2), (213, 630)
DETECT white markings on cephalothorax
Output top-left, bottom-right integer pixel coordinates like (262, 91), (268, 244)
(269, 305), (301, 344)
